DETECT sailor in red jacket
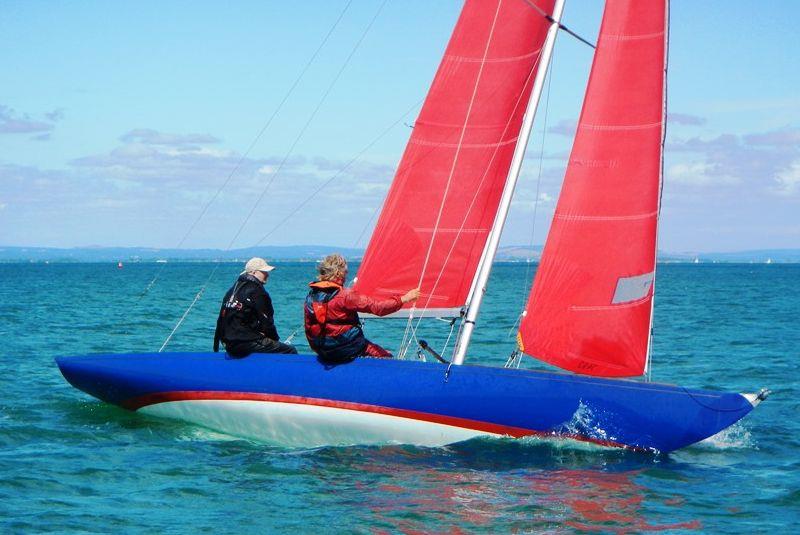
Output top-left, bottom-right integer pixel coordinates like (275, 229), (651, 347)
(304, 254), (419, 361)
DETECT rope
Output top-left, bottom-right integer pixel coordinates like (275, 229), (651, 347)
(225, 0), (388, 253)
(398, 0), (505, 357)
(439, 317), (458, 357)
(647, 0), (671, 381)
(252, 96), (423, 248)
(521, 0), (595, 49)
(158, 1), (386, 352)
(507, 47), (555, 344)
(399, 30), (546, 358)
(158, 266), (221, 352)
(518, 49), (555, 316)
(138, 0), (354, 300)
(283, 327), (301, 344)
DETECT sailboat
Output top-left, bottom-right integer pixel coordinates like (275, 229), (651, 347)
(56, 0), (766, 453)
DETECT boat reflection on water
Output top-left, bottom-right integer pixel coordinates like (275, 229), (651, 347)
(311, 439), (703, 532)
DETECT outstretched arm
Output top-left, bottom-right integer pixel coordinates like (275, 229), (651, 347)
(343, 288), (420, 317)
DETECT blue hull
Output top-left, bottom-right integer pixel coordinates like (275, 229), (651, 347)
(56, 352), (756, 453)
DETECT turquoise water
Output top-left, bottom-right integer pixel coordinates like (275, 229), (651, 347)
(1, 262), (798, 532)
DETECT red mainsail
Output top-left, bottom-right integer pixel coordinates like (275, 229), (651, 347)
(354, 0), (555, 315)
(518, 0), (667, 377)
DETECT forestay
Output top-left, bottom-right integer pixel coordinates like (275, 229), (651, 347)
(518, 0), (667, 377)
(354, 0), (555, 317)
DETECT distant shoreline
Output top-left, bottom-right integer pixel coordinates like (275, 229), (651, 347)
(1, 245), (798, 264)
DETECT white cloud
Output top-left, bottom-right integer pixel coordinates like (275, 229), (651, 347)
(667, 161), (738, 186)
(666, 126), (800, 195)
(0, 104), (56, 135)
(119, 128), (220, 146)
(258, 165), (276, 175)
(667, 113), (706, 126)
(774, 161), (800, 196)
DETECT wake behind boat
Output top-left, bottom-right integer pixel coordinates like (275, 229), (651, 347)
(57, 0), (767, 453)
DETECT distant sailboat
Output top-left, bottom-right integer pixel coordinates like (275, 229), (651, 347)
(766, 257), (773, 264)
(57, 0), (766, 452)
(117, 261), (124, 269)
(693, 257), (700, 264)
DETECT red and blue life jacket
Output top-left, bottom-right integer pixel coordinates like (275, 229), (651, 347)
(304, 286), (367, 362)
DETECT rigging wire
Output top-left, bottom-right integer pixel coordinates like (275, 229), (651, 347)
(158, 0), (387, 352)
(138, 0), (354, 300)
(352, 203), (381, 249)
(521, 0), (595, 49)
(647, 0), (671, 381)
(251, 97), (424, 248)
(397, 0), (505, 359)
(398, 42), (546, 359)
(507, 47), (555, 341)
(224, 0), (389, 254)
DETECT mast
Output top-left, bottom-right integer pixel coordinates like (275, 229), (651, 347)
(452, 0), (566, 366)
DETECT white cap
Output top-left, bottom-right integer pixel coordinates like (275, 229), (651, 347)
(242, 257), (275, 275)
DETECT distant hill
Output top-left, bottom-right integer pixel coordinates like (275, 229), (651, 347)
(0, 245), (364, 263)
(658, 249), (800, 263)
(495, 246), (800, 263)
(1, 245), (798, 263)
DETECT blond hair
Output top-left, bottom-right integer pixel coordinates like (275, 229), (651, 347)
(318, 253), (347, 282)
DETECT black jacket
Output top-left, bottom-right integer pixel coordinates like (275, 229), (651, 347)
(214, 274), (279, 351)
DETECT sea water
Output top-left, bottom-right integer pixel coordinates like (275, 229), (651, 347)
(1, 262), (798, 532)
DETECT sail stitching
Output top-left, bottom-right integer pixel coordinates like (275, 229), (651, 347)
(416, 119), (521, 129)
(571, 296), (651, 311)
(444, 47), (542, 63)
(579, 121), (662, 131)
(413, 228), (489, 233)
(601, 31), (664, 42)
(409, 137), (519, 149)
(554, 210), (658, 221)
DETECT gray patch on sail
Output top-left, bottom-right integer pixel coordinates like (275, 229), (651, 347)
(612, 271), (654, 304)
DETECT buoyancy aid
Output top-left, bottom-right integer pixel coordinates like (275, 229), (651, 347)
(304, 283), (367, 362)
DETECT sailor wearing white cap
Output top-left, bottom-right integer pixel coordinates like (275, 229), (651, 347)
(214, 257), (297, 356)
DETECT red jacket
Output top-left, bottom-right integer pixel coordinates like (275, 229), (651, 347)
(304, 280), (402, 340)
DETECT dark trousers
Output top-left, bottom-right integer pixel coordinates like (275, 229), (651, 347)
(226, 337), (298, 358)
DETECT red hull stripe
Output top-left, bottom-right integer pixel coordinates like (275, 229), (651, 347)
(122, 390), (633, 450)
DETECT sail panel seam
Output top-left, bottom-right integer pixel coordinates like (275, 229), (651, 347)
(444, 47), (543, 63)
(554, 210), (658, 221)
(415, 119), (523, 130)
(601, 31), (664, 42)
(413, 228), (489, 234)
(572, 296), (651, 311)
(579, 121), (662, 131)
(409, 137), (519, 149)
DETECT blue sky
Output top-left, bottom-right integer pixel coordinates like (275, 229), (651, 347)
(1, 0), (798, 252)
